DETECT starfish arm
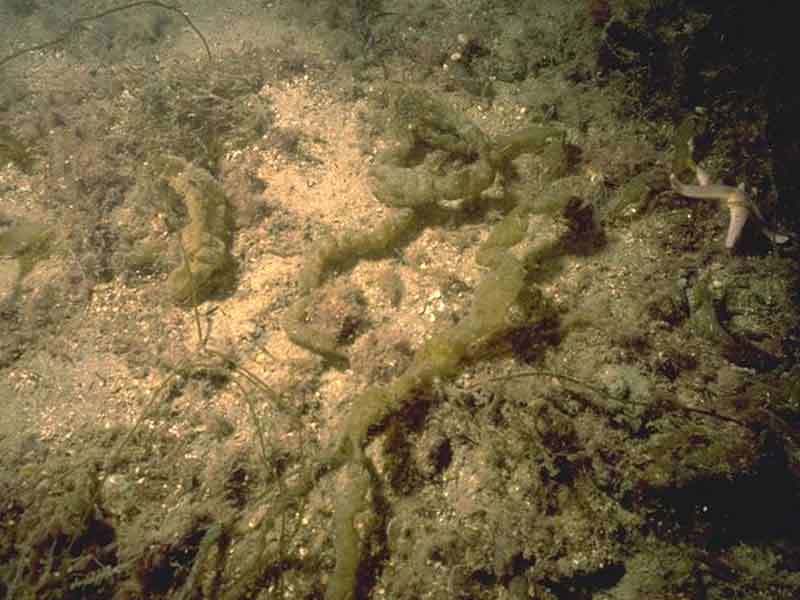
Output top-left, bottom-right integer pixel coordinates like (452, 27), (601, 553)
(671, 173), (752, 248)
(670, 174), (740, 202)
(725, 204), (749, 248)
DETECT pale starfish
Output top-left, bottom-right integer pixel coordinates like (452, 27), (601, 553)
(670, 166), (789, 249)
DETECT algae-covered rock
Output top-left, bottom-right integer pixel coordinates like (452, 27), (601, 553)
(161, 157), (234, 305)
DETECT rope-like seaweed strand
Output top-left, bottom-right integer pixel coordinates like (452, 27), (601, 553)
(0, 1), (211, 68)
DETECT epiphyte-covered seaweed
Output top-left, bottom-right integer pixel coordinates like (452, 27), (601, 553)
(160, 156), (234, 305)
(284, 87), (563, 368)
(290, 88), (564, 599)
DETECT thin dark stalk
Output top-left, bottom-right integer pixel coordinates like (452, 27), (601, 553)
(479, 369), (750, 427)
(0, 1), (211, 68)
(178, 240), (207, 351)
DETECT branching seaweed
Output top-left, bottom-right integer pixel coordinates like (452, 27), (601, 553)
(283, 87), (564, 370)
(276, 88), (566, 597)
